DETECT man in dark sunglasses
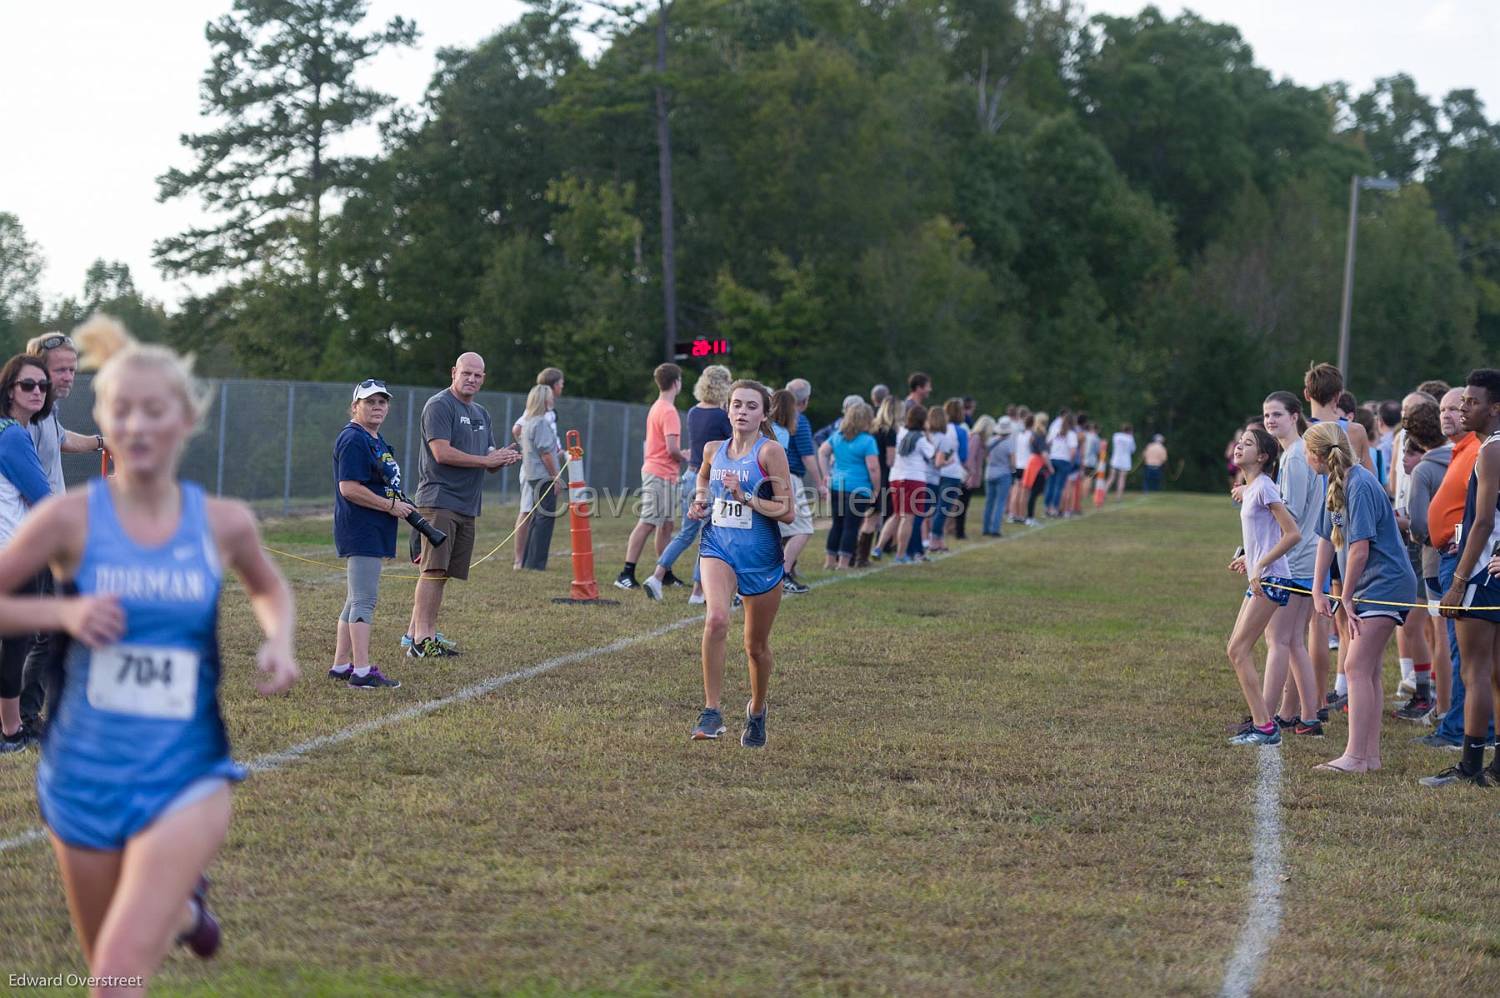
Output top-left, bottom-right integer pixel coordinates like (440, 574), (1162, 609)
(18, 332), (107, 737)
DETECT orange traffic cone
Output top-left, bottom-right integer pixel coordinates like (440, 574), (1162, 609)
(553, 430), (614, 605)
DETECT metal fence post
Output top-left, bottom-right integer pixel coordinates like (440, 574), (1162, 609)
(586, 400), (595, 487)
(282, 383), (295, 516)
(502, 395), (513, 499)
(404, 388), (416, 485)
(619, 407), (629, 495)
(215, 381), (228, 496)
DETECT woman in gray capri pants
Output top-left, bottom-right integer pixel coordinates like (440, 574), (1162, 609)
(329, 379), (412, 689)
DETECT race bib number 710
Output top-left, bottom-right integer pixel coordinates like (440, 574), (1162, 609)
(712, 496), (752, 529)
(86, 644), (199, 720)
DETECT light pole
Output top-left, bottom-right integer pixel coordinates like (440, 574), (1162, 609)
(1337, 174), (1400, 382)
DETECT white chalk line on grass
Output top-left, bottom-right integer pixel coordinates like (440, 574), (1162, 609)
(0, 501), (1125, 857)
(1218, 745), (1285, 998)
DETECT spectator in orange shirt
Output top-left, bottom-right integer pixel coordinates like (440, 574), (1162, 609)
(615, 364), (689, 591)
(1422, 387), (1490, 750)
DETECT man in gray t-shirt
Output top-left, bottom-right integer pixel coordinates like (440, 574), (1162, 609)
(405, 352), (520, 659)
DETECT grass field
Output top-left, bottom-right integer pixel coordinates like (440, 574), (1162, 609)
(2, 493), (1498, 995)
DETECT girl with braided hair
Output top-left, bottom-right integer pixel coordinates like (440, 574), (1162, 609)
(1304, 421), (1417, 773)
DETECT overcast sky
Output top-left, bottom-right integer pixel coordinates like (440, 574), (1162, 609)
(3, 0), (1497, 307)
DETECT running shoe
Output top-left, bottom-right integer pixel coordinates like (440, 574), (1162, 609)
(662, 571), (687, 588)
(178, 876), (221, 959)
(0, 727), (36, 754)
(741, 702), (768, 748)
(1294, 719), (1325, 737)
(870, 546), (883, 561)
(414, 637), (458, 659)
(641, 576), (664, 602)
(349, 667), (401, 689)
(1328, 633), (1340, 651)
(1393, 695), (1435, 722)
(1397, 676), (1418, 697)
(1316, 708), (1330, 724)
(691, 707), (726, 740)
(1418, 765), (1495, 788)
(328, 664), (353, 680)
(1414, 732), (1463, 750)
(402, 633), (460, 656)
(782, 576), (810, 595)
(732, 593), (743, 609)
(1325, 690), (1348, 711)
(1275, 715), (1299, 730)
(1228, 726), (1281, 746)
(613, 571), (639, 591)
(1023, 518), (1039, 527)
(688, 592), (705, 606)
(1225, 715), (1255, 736)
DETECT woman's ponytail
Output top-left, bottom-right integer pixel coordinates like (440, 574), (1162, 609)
(1304, 421), (1353, 546)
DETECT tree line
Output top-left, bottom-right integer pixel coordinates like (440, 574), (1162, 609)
(3, 0), (1497, 489)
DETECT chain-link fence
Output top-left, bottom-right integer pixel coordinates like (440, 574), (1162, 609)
(58, 377), (652, 515)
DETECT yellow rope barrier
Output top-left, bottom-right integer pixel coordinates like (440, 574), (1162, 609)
(1259, 578), (1500, 613)
(262, 457), (572, 584)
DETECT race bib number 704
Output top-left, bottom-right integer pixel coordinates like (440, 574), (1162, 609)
(86, 644), (199, 720)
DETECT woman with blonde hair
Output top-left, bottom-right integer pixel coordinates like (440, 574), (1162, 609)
(0, 315), (298, 985)
(1304, 420), (1417, 773)
(818, 401), (880, 570)
(518, 384), (561, 571)
(643, 365), (733, 603)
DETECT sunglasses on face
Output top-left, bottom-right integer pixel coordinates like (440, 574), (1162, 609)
(15, 379), (50, 393)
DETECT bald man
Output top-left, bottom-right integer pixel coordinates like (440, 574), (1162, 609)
(405, 353), (520, 658)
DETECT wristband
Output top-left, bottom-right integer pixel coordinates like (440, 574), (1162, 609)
(95, 434), (104, 451)
(389, 497), (396, 511)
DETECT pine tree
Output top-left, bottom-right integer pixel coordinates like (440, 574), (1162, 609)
(155, 0), (416, 365)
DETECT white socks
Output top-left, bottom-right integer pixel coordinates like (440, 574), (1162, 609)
(1399, 657), (1415, 682)
(1335, 673), (1349, 696)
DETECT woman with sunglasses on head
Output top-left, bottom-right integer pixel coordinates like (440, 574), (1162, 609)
(0, 354), (55, 753)
(0, 315), (299, 987)
(688, 380), (795, 747)
(328, 378), (408, 689)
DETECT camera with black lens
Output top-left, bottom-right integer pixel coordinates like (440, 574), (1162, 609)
(394, 491), (446, 547)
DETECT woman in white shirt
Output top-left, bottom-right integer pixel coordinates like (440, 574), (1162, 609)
(888, 404), (948, 564)
(1010, 405), (1033, 523)
(929, 403), (965, 552)
(1109, 423), (1136, 498)
(1044, 413), (1079, 517)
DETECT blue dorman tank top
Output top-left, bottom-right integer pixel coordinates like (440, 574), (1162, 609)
(701, 435), (784, 576)
(39, 480), (240, 798)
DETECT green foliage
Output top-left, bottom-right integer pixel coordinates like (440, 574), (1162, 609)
(156, 0), (417, 366)
(81, 0), (1495, 492)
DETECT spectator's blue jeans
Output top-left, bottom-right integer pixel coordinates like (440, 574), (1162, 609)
(656, 468), (702, 582)
(930, 479), (964, 543)
(1143, 466), (1164, 492)
(1435, 549), (1496, 743)
(982, 473), (1011, 535)
(1044, 459), (1073, 508)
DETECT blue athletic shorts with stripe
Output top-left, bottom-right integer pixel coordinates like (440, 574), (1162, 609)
(1246, 575), (1299, 607)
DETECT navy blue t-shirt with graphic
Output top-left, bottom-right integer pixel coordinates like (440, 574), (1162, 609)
(333, 423), (401, 558)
